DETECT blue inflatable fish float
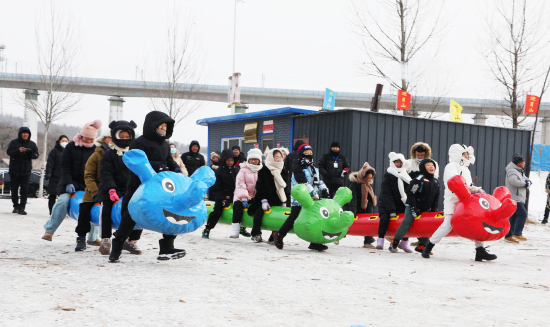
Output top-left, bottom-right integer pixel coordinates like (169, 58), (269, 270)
(68, 191), (128, 229)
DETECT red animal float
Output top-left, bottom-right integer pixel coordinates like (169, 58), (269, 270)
(347, 175), (515, 241)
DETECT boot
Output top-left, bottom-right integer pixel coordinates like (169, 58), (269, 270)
(251, 235), (263, 243)
(422, 242), (435, 259)
(475, 246), (497, 261)
(376, 238), (384, 250)
(12, 205), (18, 213)
(157, 238), (186, 261)
(273, 231), (284, 250)
(42, 232), (53, 241)
(229, 223), (240, 238)
(18, 206), (27, 215)
(389, 240), (399, 253)
(123, 240), (142, 255)
(109, 239), (124, 263)
(543, 208), (549, 224)
(75, 236), (86, 252)
(267, 233), (274, 244)
(398, 240), (413, 253)
(543, 218), (548, 224)
(308, 243), (328, 251)
(87, 239), (102, 246)
(99, 238), (111, 255)
(505, 236), (519, 243)
(240, 227), (251, 237)
(415, 244), (433, 255)
(202, 228), (210, 239)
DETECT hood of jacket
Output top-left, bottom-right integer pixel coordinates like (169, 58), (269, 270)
(410, 142), (432, 159)
(189, 140), (201, 153)
(143, 111), (175, 142)
(506, 161), (524, 174)
(18, 126), (32, 143)
(54, 142), (64, 151)
(349, 162), (376, 183)
(449, 144), (475, 167)
(293, 139), (305, 152)
(419, 158), (437, 178)
(221, 149), (238, 167)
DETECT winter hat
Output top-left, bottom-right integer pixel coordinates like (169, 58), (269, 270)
(330, 141), (340, 148)
(388, 152), (409, 171)
(80, 120), (102, 139)
(94, 127), (112, 147)
(297, 144), (313, 157)
(210, 151), (221, 161)
(247, 148), (262, 162)
(448, 144), (475, 167)
(232, 145), (241, 151)
(279, 148), (289, 156)
(108, 120), (137, 149)
(512, 153), (525, 165)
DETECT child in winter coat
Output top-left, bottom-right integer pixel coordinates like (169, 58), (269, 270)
(210, 151), (222, 170)
(45, 135), (68, 215)
(109, 111), (184, 263)
(229, 149), (263, 238)
(97, 120), (142, 256)
(248, 149), (288, 243)
(422, 144), (497, 261)
(389, 159), (439, 253)
(344, 162), (377, 248)
(202, 149), (240, 239)
(170, 143), (189, 176)
(376, 152), (412, 250)
(43, 120), (102, 242)
(74, 127), (111, 251)
(273, 144), (330, 251)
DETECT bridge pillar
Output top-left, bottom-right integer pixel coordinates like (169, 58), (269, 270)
(24, 89), (39, 143)
(541, 118), (550, 145)
(108, 96), (125, 123)
(473, 113), (487, 125)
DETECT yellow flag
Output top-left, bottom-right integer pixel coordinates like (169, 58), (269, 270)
(450, 100), (463, 122)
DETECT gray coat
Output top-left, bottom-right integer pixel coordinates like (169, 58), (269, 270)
(505, 162), (527, 203)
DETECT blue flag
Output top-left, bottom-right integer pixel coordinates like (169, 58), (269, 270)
(323, 88), (337, 110)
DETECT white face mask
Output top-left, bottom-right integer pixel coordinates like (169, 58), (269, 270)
(60, 142), (68, 148)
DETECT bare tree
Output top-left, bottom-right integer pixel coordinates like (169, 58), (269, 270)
(143, 1), (205, 126)
(25, 0), (83, 197)
(350, 0), (447, 117)
(481, 0), (550, 129)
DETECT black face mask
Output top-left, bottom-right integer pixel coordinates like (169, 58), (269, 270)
(303, 154), (313, 160)
(330, 150), (340, 157)
(113, 138), (132, 149)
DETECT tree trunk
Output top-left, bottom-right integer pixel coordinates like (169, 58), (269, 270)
(38, 123), (50, 199)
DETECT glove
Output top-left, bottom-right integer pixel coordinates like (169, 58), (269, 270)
(173, 167), (182, 174)
(109, 189), (119, 202)
(410, 206), (418, 218)
(45, 174), (50, 181)
(525, 180), (532, 188)
(159, 164), (169, 172)
(222, 200), (231, 208)
(93, 195), (98, 202)
(321, 189), (330, 199)
(261, 199), (271, 211)
(312, 193), (320, 200)
(242, 201), (248, 208)
(65, 184), (75, 194)
(390, 212), (396, 218)
(282, 203), (287, 207)
(341, 168), (349, 177)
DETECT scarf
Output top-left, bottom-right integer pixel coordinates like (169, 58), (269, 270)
(265, 150), (287, 202)
(248, 162), (263, 173)
(300, 157), (319, 186)
(387, 167), (412, 205)
(109, 141), (129, 156)
(355, 163), (377, 209)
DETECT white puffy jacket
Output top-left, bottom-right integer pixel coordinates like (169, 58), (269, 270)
(443, 144), (481, 214)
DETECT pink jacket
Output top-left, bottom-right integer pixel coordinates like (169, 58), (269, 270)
(233, 162), (259, 202)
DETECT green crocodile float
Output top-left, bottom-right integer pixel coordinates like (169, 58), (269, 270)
(205, 184), (355, 244)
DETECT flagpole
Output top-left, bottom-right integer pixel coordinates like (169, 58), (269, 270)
(232, 0), (237, 74)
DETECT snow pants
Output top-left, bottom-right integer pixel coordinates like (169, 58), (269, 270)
(505, 202), (527, 238)
(430, 213), (483, 247)
(10, 174), (30, 209)
(206, 199), (232, 230)
(278, 206), (302, 238)
(44, 193), (98, 241)
(251, 209), (265, 237)
(232, 200), (244, 224)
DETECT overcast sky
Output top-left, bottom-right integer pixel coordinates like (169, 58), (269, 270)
(0, 0), (545, 146)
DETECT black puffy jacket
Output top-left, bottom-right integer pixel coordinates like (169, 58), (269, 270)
(248, 165), (289, 215)
(378, 172), (408, 214)
(57, 141), (96, 195)
(7, 127), (39, 176)
(209, 149), (240, 201)
(344, 182), (376, 216)
(98, 148), (130, 202)
(318, 150), (350, 186)
(406, 159), (440, 212)
(45, 142), (64, 195)
(181, 140), (205, 176)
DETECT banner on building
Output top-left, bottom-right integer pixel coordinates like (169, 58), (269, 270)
(323, 88), (337, 110)
(228, 73), (241, 106)
(262, 120), (274, 133)
(396, 90), (411, 110)
(450, 100), (463, 122)
(525, 94), (540, 114)
(244, 122), (258, 143)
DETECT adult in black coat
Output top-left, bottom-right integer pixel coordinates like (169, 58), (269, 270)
(110, 111), (183, 263)
(45, 135), (69, 214)
(283, 139), (305, 206)
(203, 149), (240, 236)
(6, 126), (39, 214)
(317, 141), (351, 198)
(232, 145), (246, 166)
(181, 140), (205, 176)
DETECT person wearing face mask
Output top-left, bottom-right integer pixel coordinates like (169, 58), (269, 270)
(7, 126), (39, 215)
(422, 144), (497, 261)
(344, 162), (377, 248)
(74, 127), (112, 251)
(97, 120), (141, 256)
(318, 141), (351, 198)
(170, 143), (189, 176)
(248, 149), (288, 243)
(376, 152), (412, 250)
(43, 120), (102, 242)
(202, 149), (240, 239)
(273, 144), (330, 251)
(228, 148), (263, 238)
(109, 111), (184, 263)
(389, 159), (440, 253)
(407, 142), (439, 179)
(45, 135), (69, 215)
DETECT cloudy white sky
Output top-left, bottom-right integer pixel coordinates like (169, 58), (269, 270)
(0, 0), (545, 145)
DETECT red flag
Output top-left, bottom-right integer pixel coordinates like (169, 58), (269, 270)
(525, 94), (540, 114)
(396, 90), (411, 110)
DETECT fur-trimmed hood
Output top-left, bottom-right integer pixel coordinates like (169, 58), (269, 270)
(349, 162), (376, 183)
(410, 142), (432, 159)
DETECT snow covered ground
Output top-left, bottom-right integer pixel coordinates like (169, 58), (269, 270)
(1, 174), (549, 326)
